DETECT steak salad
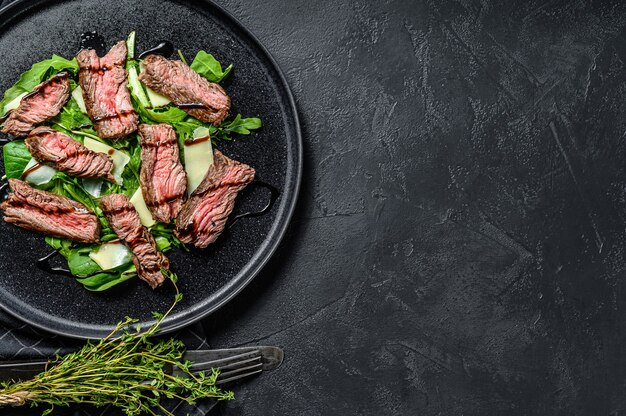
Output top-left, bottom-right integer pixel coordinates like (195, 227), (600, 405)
(0, 32), (263, 291)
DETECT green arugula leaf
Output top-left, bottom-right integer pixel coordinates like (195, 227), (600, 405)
(190, 51), (233, 83)
(50, 97), (92, 132)
(44, 237), (72, 257)
(0, 55), (78, 116)
(220, 114), (262, 135)
(3, 140), (31, 179)
(134, 100), (187, 124)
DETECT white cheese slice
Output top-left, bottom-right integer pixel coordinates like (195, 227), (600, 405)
(145, 87), (171, 108)
(23, 158), (56, 185)
(184, 127), (214, 195)
(3, 92), (28, 114)
(130, 187), (156, 227)
(83, 138), (130, 185)
(82, 178), (103, 198)
(89, 242), (132, 271)
(71, 86), (88, 114)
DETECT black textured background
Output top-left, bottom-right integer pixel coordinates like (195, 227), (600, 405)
(203, 0), (626, 415)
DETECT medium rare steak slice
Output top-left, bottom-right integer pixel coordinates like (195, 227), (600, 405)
(138, 124), (186, 223)
(175, 150), (255, 248)
(25, 127), (115, 181)
(139, 54), (231, 125)
(1, 179), (99, 243)
(1, 72), (70, 137)
(100, 194), (168, 288)
(77, 41), (138, 140)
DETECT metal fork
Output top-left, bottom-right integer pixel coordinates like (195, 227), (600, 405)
(0, 346), (284, 385)
(183, 346), (283, 384)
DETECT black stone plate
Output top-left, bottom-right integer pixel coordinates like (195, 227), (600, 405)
(0, 0), (301, 339)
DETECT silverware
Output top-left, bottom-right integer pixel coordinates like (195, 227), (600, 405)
(0, 346), (284, 384)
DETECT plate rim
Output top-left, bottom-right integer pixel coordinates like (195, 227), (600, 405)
(0, 0), (302, 339)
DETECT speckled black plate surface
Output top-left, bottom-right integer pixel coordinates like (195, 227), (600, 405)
(0, 0), (301, 339)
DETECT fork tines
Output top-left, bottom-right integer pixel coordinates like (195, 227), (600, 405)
(185, 349), (264, 385)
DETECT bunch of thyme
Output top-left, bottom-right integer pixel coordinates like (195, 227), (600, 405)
(0, 278), (233, 415)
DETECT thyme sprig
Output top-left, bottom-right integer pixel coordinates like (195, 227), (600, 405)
(0, 279), (233, 415)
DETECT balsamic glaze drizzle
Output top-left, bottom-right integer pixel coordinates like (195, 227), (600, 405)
(35, 251), (74, 278)
(79, 31), (106, 55)
(174, 103), (209, 110)
(35, 250), (122, 279)
(228, 180), (280, 228)
(0, 181), (9, 201)
(138, 41), (175, 59)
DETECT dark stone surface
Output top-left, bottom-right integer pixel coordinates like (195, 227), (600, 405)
(201, 0), (626, 415)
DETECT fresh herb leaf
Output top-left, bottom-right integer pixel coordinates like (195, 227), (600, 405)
(0, 285), (234, 415)
(190, 50), (233, 83)
(220, 114), (262, 135)
(0, 55), (78, 116)
(2, 140), (31, 179)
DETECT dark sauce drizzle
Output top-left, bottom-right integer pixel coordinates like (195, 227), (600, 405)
(35, 251), (74, 278)
(185, 135), (211, 146)
(79, 31), (106, 55)
(20, 162), (44, 180)
(35, 249), (123, 279)
(138, 41), (175, 59)
(0, 181), (9, 201)
(92, 110), (136, 123)
(228, 180), (280, 228)
(175, 103), (209, 110)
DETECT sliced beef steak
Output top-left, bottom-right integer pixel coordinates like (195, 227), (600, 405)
(100, 194), (168, 288)
(77, 41), (138, 140)
(139, 54), (230, 125)
(1, 179), (99, 243)
(138, 124), (186, 223)
(25, 127), (115, 181)
(1, 72), (70, 137)
(175, 150), (255, 248)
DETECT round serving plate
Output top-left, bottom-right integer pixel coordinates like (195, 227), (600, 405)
(0, 0), (301, 339)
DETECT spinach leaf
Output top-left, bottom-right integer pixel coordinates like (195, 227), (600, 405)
(155, 236), (171, 252)
(190, 51), (233, 83)
(3, 140), (31, 179)
(67, 246), (101, 277)
(76, 263), (136, 292)
(0, 55), (78, 115)
(220, 114), (262, 135)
